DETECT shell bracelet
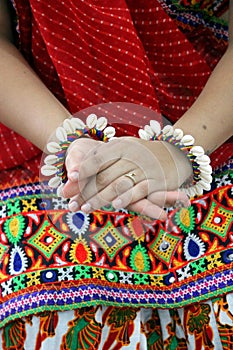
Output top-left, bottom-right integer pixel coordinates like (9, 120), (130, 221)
(41, 114), (116, 196)
(138, 120), (212, 197)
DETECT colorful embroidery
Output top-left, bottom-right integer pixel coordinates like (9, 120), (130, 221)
(0, 164), (232, 328)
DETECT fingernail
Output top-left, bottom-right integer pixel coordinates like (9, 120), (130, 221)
(68, 201), (79, 212)
(69, 171), (79, 182)
(112, 198), (122, 209)
(81, 202), (92, 213)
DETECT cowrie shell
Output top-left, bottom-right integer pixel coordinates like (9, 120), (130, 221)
(199, 164), (212, 174)
(56, 126), (67, 142)
(44, 154), (58, 165)
(103, 126), (116, 138)
(86, 113), (97, 128)
(139, 129), (150, 140)
(41, 164), (57, 176)
(63, 119), (75, 133)
(173, 128), (183, 140)
(57, 183), (65, 198)
(193, 183), (204, 196)
(70, 117), (85, 129)
(149, 120), (161, 136)
(190, 146), (205, 157)
(180, 134), (195, 146)
(200, 173), (212, 183)
(47, 142), (61, 153)
(48, 176), (61, 188)
(185, 186), (196, 198)
(96, 117), (108, 130)
(198, 179), (211, 191)
(196, 154), (211, 165)
(144, 125), (154, 137)
(162, 125), (174, 136)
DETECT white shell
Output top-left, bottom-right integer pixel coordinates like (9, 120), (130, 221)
(103, 126), (116, 138)
(199, 164), (212, 174)
(138, 129), (150, 140)
(56, 126), (67, 142)
(41, 164), (57, 176)
(63, 118), (75, 133)
(196, 154), (211, 165)
(180, 134), (195, 146)
(44, 154), (58, 165)
(190, 145), (205, 157)
(47, 141), (61, 153)
(193, 183), (204, 196)
(162, 125), (174, 136)
(144, 125), (154, 137)
(185, 187), (196, 198)
(57, 183), (65, 198)
(173, 128), (183, 140)
(149, 120), (161, 136)
(200, 173), (212, 183)
(48, 176), (61, 188)
(96, 117), (108, 130)
(86, 113), (97, 128)
(198, 179), (211, 191)
(70, 117), (85, 129)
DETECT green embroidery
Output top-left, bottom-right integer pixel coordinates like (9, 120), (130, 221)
(150, 229), (180, 263)
(129, 244), (150, 272)
(200, 201), (232, 237)
(74, 265), (92, 279)
(28, 219), (67, 259)
(93, 221), (129, 260)
(175, 206), (195, 234)
(134, 273), (150, 285)
(105, 270), (118, 283)
(13, 274), (27, 292)
(7, 199), (21, 216)
(3, 215), (26, 244)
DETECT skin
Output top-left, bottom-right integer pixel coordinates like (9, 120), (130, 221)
(0, 0), (232, 219)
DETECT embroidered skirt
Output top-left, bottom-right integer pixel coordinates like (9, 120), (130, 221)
(0, 159), (232, 349)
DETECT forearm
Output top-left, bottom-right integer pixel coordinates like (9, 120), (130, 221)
(174, 4), (233, 154)
(0, 37), (70, 150)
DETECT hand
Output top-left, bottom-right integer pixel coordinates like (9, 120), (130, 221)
(62, 137), (191, 219)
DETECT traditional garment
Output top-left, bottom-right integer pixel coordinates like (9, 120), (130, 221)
(0, 0), (232, 349)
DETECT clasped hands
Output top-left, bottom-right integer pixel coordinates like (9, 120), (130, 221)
(62, 136), (192, 220)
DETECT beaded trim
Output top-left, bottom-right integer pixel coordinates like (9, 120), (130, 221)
(138, 120), (212, 197)
(41, 114), (116, 195)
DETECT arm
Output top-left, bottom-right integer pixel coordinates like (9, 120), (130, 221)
(174, 0), (233, 153)
(0, 0), (70, 150)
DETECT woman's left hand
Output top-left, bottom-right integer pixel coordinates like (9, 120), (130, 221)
(62, 136), (192, 219)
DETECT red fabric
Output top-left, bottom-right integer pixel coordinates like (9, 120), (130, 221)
(0, 0), (231, 176)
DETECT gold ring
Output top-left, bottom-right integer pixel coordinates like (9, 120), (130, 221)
(124, 172), (136, 185)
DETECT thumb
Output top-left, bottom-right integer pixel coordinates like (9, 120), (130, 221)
(63, 138), (100, 198)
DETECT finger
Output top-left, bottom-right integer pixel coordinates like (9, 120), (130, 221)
(80, 175), (137, 213)
(62, 176), (89, 198)
(68, 193), (85, 212)
(65, 138), (102, 180)
(148, 190), (191, 208)
(112, 179), (157, 209)
(128, 199), (168, 220)
(81, 160), (145, 202)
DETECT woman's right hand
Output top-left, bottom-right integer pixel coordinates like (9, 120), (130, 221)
(63, 137), (191, 219)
